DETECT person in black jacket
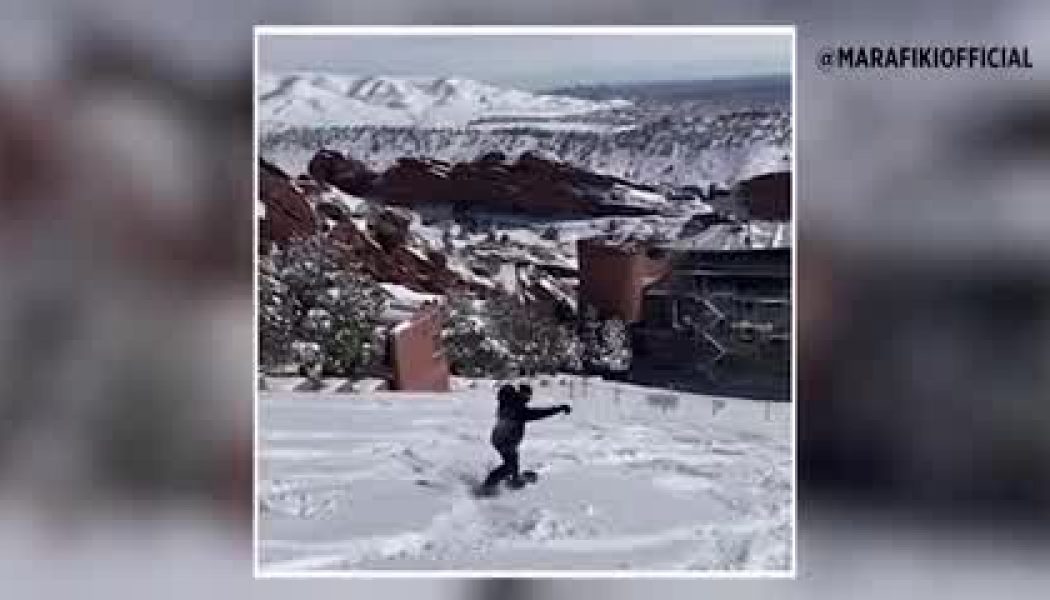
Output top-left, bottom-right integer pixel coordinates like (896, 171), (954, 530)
(480, 383), (570, 492)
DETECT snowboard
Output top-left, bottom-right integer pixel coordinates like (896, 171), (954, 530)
(514, 470), (539, 486)
(471, 470), (539, 497)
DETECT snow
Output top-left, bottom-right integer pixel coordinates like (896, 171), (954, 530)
(390, 320), (413, 335)
(673, 221), (791, 251)
(410, 214), (690, 271)
(495, 263), (519, 295)
(379, 283), (443, 324)
(438, 256), (490, 287)
(319, 188), (367, 215)
(403, 245), (430, 263)
(258, 377), (792, 572)
(380, 283), (441, 307)
(608, 185), (671, 210)
(536, 277), (577, 313)
(733, 142), (792, 182)
(469, 120), (635, 134)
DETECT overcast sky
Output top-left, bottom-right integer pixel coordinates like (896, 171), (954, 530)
(259, 34), (791, 90)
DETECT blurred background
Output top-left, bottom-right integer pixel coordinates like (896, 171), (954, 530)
(1, 0), (1048, 598)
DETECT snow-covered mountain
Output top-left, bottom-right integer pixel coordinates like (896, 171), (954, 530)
(259, 72), (791, 190)
(259, 72), (630, 130)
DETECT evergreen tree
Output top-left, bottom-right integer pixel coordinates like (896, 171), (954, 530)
(578, 304), (632, 373)
(442, 294), (514, 378)
(487, 295), (578, 376)
(258, 252), (294, 369)
(595, 318), (632, 372)
(442, 293), (579, 378)
(258, 236), (388, 377)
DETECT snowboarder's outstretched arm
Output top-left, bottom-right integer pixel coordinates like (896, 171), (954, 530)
(518, 404), (571, 422)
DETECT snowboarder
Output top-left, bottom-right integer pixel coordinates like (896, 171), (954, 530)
(478, 383), (570, 494)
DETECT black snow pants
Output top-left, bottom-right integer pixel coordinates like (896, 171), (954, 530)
(481, 406), (560, 488)
(482, 444), (520, 487)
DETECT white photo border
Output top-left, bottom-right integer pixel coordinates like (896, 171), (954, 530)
(252, 24), (798, 580)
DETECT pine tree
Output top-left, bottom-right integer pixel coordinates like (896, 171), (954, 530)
(258, 253), (294, 369)
(577, 304), (603, 369)
(597, 318), (632, 372)
(578, 304), (632, 373)
(487, 295), (578, 376)
(258, 236), (388, 377)
(441, 293), (579, 378)
(441, 294), (514, 378)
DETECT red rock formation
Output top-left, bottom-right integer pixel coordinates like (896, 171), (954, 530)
(258, 158), (315, 246)
(375, 157), (454, 206)
(258, 160), (472, 295)
(308, 148), (377, 196)
(327, 215), (480, 296)
(293, 148), (662, 218)
(370, 152), (659, 217)
(259, 148), (666, 296)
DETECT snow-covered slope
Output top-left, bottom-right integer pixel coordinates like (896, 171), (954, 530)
(260, 73), (630, 130)
(258, 72), (791, 189)
(258, 376), (792, 572)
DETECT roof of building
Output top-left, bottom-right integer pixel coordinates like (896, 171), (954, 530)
(666, 221), (791, 252)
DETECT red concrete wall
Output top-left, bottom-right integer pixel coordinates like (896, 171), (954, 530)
(740, 171), (791, 221)
(389, 304), (450, 392)
(578, 239), (671, 323)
